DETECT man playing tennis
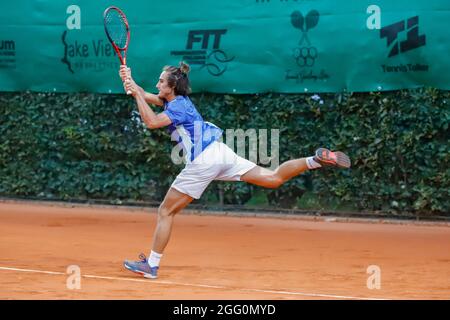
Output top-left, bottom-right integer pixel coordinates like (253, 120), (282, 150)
(119, 62), (351, 279)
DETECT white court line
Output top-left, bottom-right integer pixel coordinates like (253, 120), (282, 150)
(0, 266), (386, 300)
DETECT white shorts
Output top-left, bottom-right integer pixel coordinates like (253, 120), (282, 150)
(171, 141), (257, 199)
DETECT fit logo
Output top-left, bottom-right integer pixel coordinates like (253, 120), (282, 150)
(380, 16), (426, 57)
(187, 30), (226, 50)
(171, 29), (234, 76)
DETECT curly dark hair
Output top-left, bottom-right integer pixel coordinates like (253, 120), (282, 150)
(163, 61), (192, 96)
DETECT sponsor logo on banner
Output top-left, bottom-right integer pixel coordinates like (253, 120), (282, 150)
(285, 10), (330, 84)
(61, 30), (119, 74)
(61, 5), (118, 74)
(170, 29), (234, 76)
(379, 16), (429, 73)
(0, 40), (16, 69)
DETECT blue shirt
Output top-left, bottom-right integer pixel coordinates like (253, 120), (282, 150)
(163, 95), (223, 162)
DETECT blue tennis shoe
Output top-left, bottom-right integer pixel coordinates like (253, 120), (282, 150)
(124, 253), (159, 279)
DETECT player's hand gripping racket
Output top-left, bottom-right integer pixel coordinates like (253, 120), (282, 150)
(103, 6), (132, 95)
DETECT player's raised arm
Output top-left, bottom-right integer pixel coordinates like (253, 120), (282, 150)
(142, 91), (164, 107)
(124, 79), (171, 129)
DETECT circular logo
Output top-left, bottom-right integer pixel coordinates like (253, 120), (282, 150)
(293, 46), (317, 67)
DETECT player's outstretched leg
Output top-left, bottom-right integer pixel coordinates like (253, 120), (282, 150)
(242, 147), (350, 188)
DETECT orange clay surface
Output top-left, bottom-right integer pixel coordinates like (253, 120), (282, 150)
(0, 201), (449, 300)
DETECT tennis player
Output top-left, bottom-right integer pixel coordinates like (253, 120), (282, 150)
(119, 62), (351, 279)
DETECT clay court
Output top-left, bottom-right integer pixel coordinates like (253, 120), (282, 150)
(0, 201), (449, 300)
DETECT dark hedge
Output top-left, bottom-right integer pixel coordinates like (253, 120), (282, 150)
(0, 89), (448, 215)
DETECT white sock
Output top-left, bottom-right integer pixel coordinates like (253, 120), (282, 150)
(306, 156), (322, 169)
(148, 250), (162, 268)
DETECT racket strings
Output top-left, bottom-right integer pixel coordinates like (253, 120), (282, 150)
(105, 10), (128, 49)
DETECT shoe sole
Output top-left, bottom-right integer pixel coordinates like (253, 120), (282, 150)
(316, 148), (351, 169)
(333, 151), (351, 168)
(124, 263), (158, 279)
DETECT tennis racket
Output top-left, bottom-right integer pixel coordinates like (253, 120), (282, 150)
(103, 6), (131, 94)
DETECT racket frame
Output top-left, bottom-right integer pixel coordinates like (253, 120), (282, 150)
(103, 6), (131, 94)
(103, 6), (130, 64)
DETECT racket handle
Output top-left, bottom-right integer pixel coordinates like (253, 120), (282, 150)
(124, 77), (132, 95)
(125, 64), (131, 95)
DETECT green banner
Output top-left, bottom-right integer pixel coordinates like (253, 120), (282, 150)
(0, 0), (449, 93)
